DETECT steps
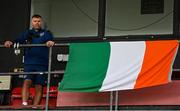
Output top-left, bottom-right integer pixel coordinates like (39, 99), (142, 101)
(11, 86), (57, 108)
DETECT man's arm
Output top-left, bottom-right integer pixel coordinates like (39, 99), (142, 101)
(44, 30), (55, 47)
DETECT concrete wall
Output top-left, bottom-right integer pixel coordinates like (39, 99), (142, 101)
(31, 0), (173, 37)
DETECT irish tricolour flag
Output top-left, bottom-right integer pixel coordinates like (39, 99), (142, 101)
(59, 40), (178, 92)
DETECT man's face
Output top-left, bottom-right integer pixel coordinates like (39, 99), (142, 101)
(31, 17), (42, 30)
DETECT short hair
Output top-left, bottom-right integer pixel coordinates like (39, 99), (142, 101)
(32, 14), (42, 18)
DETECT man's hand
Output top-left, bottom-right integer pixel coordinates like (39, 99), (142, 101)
(46, 41), (55, 47)
(4, 41), (13, 48)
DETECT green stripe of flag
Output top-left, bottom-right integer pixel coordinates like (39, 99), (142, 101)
(59, 42), (110, 92)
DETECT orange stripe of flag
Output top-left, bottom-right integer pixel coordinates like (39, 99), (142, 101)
(134, 40), (179, 89)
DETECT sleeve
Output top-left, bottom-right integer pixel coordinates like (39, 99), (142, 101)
(14, 30), (29, 44)
(42, 30), (54, 42)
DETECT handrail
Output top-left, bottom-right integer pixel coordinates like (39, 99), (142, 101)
(0, 70), (64, 76)
(0, 43), (69, 48)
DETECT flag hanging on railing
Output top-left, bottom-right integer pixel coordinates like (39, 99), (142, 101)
(59, 40), (179, 92)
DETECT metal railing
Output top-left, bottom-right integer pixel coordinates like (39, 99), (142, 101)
(0, 43), (68, 110)
(0, 42), (179, 111)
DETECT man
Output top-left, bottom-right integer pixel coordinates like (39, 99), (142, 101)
(4, 14), (54, 106)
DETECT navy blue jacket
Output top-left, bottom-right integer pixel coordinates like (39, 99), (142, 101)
(15, 28), (53, 66)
